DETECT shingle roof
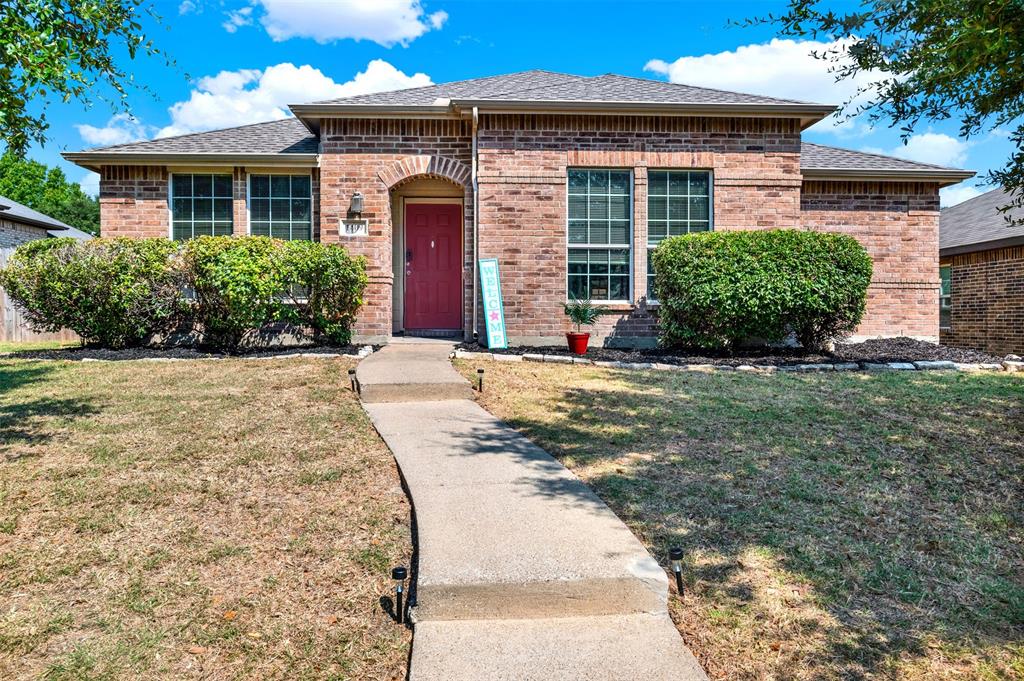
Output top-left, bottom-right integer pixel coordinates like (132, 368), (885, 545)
(0, 195), (72, 231)
(801, 142), (959, 173)
(940, 187), (1024, 253)
(315, 70), (810, 107)
(76, 117), (317, 155)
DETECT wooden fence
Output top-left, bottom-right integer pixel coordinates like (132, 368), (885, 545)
(0, 247), (79, 344)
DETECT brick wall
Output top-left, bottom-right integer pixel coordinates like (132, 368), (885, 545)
(800, 180), (941, 341)
(940, 245), (1024, 356)
(0, 219), (50, 248)
(99, 166), (169, 238)
(319, 118), (473, 342)
(476, 114), (803, 345)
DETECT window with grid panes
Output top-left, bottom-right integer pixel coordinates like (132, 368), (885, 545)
(249, 175), (312, 240)
(171, 174), (233, 240)
(939, 265), (952, 329)
(567, 169), (632, 302)
(646, 171), (711, 298)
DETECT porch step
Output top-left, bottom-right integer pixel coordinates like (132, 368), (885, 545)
(356, 341), (472, 404)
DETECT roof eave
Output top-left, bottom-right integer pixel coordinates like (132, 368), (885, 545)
(0, 213), (68, 231)
(801, 167), (976, 187)
(62, 151), (319, 172)
(289, 104), (458, 133)
(941, 233), (1024, 257)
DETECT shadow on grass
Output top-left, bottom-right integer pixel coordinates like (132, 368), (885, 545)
(475, 367), (1024, 677)
(0, 362), (98, 453)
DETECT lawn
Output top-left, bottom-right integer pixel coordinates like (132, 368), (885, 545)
(0, 357), (410, 680)
(457, 360), (1024, 680)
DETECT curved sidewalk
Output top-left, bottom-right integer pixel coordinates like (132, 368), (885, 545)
(359, 340), (707, 681)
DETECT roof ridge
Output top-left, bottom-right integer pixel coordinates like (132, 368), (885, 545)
(603, 72), (823, 106)
(85, 116), (305, 153)
(313, 69), (580, 105)
(802, 140), (959, 171)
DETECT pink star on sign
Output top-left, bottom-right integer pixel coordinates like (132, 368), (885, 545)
(489, 311), (500, 321)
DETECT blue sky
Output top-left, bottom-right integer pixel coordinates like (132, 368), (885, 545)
(35, 0), (1008, 205)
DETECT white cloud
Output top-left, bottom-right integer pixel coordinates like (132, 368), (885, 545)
(79, 172), (100, 198)
(223, 6), (254, 33)
(76, 113), (152, 147)
(645, 38), (886, 135)
(156, 59), (432, 138)
(179, 0), (197, 15)
(863, 132), (970, 168)
(256, 0), (448, 46)
(940, 184), (984, 207)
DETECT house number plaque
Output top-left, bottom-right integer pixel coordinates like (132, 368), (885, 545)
(340, 219), (369, 237)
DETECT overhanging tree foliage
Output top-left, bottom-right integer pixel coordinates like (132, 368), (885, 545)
(0, 0), (171, 156)
(749, 0), (1024, 214)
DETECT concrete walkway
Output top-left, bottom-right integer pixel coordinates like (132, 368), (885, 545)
(358, 340), (708, 681)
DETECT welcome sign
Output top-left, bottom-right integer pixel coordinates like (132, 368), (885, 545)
(478, 258), (508, 349)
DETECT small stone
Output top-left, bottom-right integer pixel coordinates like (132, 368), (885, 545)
(954, 363), (982, 371)
(1006, 354), (1022, 361)
(491, 353), (522, 363)
(833, 363), (859, 371)
(1003, 360), (1024, 373)
(753, 365), (777, 373)
(862, 362), (891, 371)
(979, 363), (1005, 371)
(913, 360), (957, 370)
(795, 363), (835, 372)
(735, 364), (758, 372)
(886, 362), (917, 370)
(571, 357), (593, 365)
(523, 353), (545, 362)
(543, 355), (573, 364)
(593, 360), (627, 369)
(715, 365), (736, 372)
(683, 364), (715, 372)
(652, 363), (676, 371)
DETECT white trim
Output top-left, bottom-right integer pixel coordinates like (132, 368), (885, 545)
(565, 168), (634, 304)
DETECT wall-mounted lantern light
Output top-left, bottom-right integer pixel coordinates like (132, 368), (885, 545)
(348, 192), (364, 218)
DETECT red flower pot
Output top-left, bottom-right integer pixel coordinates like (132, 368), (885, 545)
(566, 332), (590, 355)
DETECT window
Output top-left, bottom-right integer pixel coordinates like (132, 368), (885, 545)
(939, 265), (952, 328)
(646, 170), (712, 298)
(171, 174), (233, 240)
(567, 169), (632, 301)
(249, 174), (312, 240)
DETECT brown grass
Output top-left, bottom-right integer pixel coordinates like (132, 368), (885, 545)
(0, 357), (410, 680)
(458, 360), (1024, 680)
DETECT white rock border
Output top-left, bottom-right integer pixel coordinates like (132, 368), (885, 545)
(452, 348), (1016, 374)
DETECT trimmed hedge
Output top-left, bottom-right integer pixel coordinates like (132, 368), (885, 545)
(0, 237), (184, 348)
(651, 229), (873, 350)
(0, 236), (368, 350)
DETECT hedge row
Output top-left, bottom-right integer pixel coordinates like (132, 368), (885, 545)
(0, 236), (368, 349)
(651, 229), (873, 350)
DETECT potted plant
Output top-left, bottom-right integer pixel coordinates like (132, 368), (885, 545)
(563, 296), (605, 355)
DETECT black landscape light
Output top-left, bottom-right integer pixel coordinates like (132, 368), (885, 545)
(348, 368), (357, 392)
(392, 566), (408, 624)
(476, 368), (484, 392)
(669, 547), (684, 596)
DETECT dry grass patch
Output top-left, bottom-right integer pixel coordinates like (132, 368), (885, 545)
(0, 357), (410, 680)
(458, 360), (1024, 680)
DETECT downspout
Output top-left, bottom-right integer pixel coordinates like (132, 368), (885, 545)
(471, 106), (480, 342)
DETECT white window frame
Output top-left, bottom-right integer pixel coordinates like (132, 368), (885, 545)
(167, 172), (234, 241)
(246, 171), (314, 240)
(646, 169), (714, 302)
(566, 168), (634, 304)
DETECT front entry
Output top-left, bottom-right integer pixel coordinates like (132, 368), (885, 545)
(404, 202), (462, 331)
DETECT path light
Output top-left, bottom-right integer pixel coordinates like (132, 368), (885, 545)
(477, 368), (484, 392)
(348, 368), (357, 392)
(392, 566), (408, 624)
(669, 547), (684, 597)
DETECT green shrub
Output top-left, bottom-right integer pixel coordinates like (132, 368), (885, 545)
(651, 229), (873, 350)
(182, 236), (286, 349)
(277, 240), (368, 345)
(0, 237), (184, 348)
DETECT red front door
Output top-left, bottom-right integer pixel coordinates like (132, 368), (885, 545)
(404, 202), (462, 330)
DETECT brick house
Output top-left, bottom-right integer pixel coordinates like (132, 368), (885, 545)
(939, 188), (1023, 356)
(0, 195), (79, 248)
(64, 70), (973, 346)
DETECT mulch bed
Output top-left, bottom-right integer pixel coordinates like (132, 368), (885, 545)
(459, 336), (1004, 367)
(0, 344), (370, 362)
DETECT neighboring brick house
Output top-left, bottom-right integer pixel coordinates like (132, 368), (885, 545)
(939, 188), (1023, 356)
(0, 195), (79, 248)
(64, 70), (973, 346)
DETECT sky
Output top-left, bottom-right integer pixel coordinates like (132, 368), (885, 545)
(33, 0), (1011, 206)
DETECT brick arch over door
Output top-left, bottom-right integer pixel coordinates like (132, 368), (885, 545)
(377, 155), (471, 190)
